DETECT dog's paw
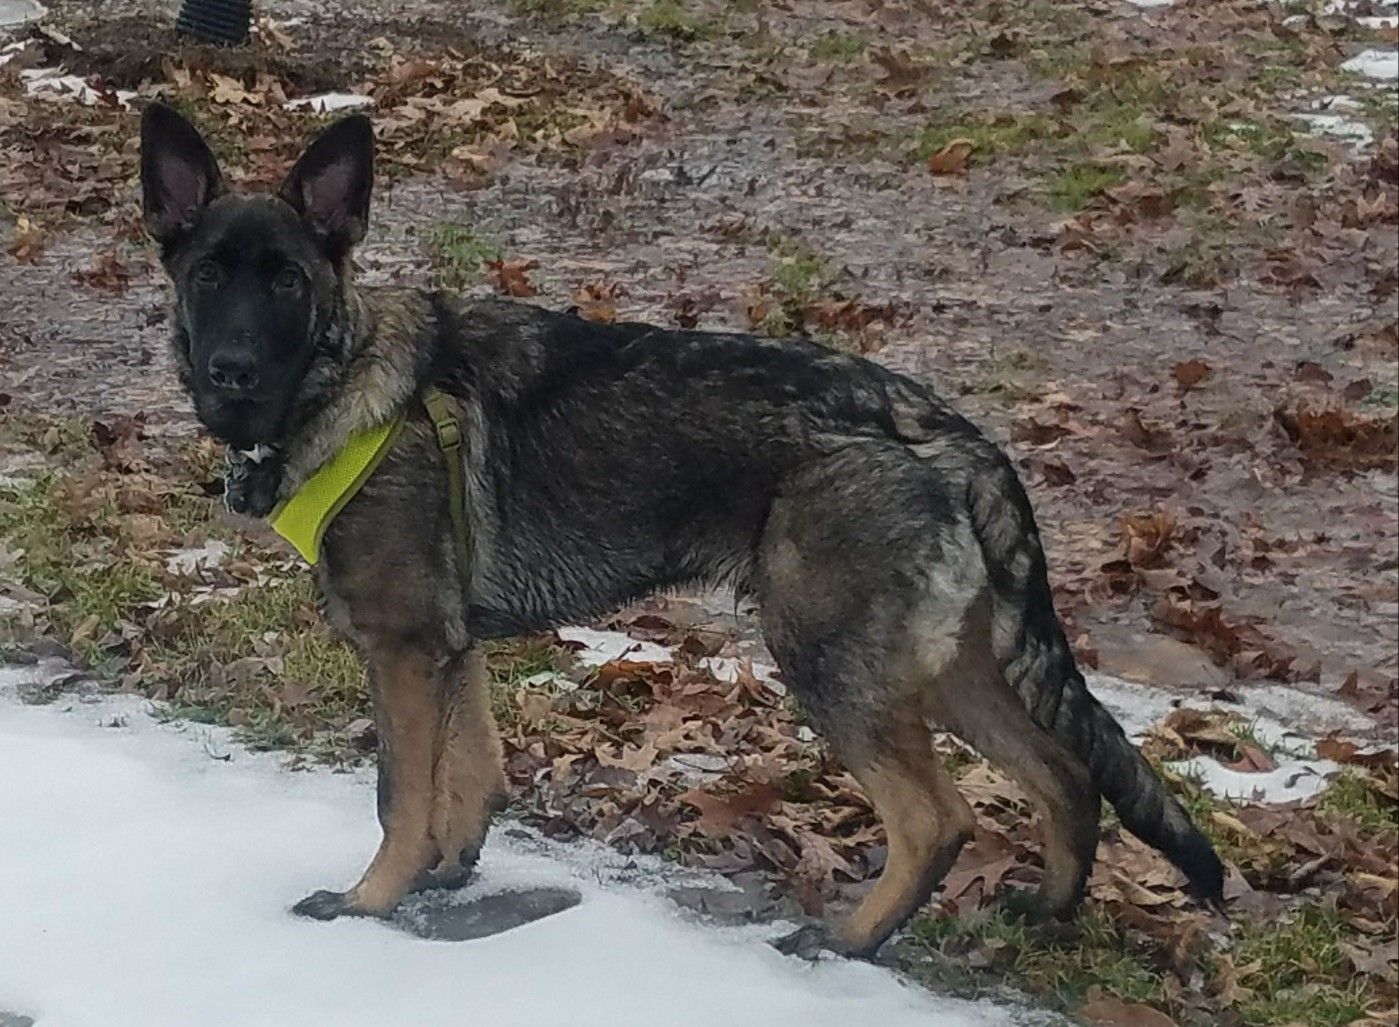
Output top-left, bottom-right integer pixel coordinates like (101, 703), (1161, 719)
(771, 922), (854, 961)
(292, 889), (353, 921)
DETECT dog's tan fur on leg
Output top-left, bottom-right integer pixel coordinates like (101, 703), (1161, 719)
(427, 648), (506, 883)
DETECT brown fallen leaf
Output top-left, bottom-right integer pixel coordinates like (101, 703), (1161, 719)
(6, 215), (45, 263)
(1223, 742), (1277, 774)
(928, 138), (975, 176)
(571, 282), (622, 323)
(1172, 358), (1211, 392)
(678, 783), (781, 836)
(1080, 988), (1178, 1027)
(488, 258), (540, 297)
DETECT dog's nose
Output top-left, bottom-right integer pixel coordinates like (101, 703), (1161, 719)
(208, 353), (260, 393)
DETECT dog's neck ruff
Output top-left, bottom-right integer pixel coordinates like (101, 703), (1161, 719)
(269, 414), (405, 564)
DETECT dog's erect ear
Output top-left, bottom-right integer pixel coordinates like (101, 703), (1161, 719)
(140, 102), (224, 246)
(277, 115), (374, 262)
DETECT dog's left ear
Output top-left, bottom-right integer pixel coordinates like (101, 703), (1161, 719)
(278, 115), (374, 262)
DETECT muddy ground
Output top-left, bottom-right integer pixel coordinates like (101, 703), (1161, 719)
(4, 0), (1396, 709)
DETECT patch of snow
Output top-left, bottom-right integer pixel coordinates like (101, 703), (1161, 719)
(1123, 0), (1175, 8)
(522, 669), (578, 692)
(699, 656), (787, 696)
(1087, 673), (1379, 757)
(0, 658), (73, 693)
(1168, 756), (1341, 803)
(1341, 49), (1399, 80)
(1320, 93), (1364, 111)
(1293, 111), (1374, 148)
(18, 66), (137, 107)
(0, 687), (1029, 1027)
(556, 625), (675, 666)
(1324, 0), (1399, 28)
(164, 540), (232, 576)
(0, 0), (44, 31)
(285, 92), (375, 114)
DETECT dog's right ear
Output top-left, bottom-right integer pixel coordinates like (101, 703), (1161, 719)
(140, 102), (224, 246)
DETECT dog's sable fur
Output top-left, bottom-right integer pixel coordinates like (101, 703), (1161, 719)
(142, 104), (1224, 956)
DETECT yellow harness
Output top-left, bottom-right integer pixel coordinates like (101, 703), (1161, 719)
(268, 388), (467, 569)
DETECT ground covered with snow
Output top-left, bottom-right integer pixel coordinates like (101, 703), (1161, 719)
(0, 683), (1042, 1027)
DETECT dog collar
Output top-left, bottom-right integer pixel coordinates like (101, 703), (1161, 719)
(268, 414), (406, 565)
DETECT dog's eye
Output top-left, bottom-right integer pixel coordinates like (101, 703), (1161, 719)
(273, 267), (302, 292)
(193, 261), (221, 287)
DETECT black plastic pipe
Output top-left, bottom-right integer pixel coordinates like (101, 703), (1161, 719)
(175, 0), (251, 45)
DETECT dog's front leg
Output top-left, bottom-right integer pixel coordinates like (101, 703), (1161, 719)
(294, 643), (441, 920)
(421, 647), (508, 889)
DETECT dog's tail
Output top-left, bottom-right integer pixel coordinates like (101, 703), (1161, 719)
(965, 452), (1224, 905)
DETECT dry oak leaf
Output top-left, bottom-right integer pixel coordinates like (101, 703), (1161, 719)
(1172, 358), (1211, 392)
(571, 282), (621, 323)
(928, 138), (975, 176)
(678, 783), (781, 836)
(488, 258), (539, 297)
(1079, 988), (1178, 1027)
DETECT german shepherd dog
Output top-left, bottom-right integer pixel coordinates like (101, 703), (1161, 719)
(140, 103), (1223, 957)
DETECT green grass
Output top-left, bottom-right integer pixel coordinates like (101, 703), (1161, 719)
(912, 99), (1149, 173)
(1233, 905), (1369, 1027)
(1317, 771), (1399, 835)
(771, 251), (828, 300)
(0, 411), (565, 762)
(966, 347), (1045, 401)
(1359, 89), (1399, 142)
(513, 0), (609, 16)
(1043, 164), (1125, 211)
(636, 0), (716, 41)
(1360, 383), (1399, 411)
(484, 636), (565, 727)
(908, 909), (1166, 1007)
(808, 32), (866, 63)
(426, 223), (501, 291)
(913, 114), (1057, 164)
(0, 472), (165, 655)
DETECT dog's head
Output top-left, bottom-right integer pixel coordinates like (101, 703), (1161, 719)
(140, 103), (373, 450)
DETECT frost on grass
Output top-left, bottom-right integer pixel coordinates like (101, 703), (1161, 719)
(0, 688), (1029, 1027)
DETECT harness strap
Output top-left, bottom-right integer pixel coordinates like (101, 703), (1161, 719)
(420, 386), (470, 578)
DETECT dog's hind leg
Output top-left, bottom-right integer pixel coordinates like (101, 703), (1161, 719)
(419, 647), (507, 891)
(294, 644), (441, 920)
(926, 620), (1100, 922)
(833, 718), (975, 958)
